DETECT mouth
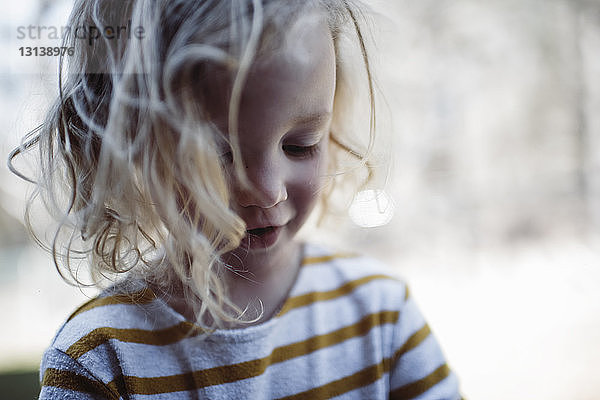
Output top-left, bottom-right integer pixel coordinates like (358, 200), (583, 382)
(246, 226), (276, 236)
(242, 225), (283, 249)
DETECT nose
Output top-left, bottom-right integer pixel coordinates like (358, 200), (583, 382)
(235, 158), (287, 209)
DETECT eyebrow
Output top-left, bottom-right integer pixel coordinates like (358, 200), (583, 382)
(289, 111), (332, 128)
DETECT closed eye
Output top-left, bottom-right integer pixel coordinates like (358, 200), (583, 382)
(282, 143), (320, 158)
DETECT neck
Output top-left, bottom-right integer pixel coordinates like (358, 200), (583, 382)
(154, 241), (304, 328)
(223, 240), (303, 325)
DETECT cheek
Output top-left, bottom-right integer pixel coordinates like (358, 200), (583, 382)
(289, 150), (329, 212)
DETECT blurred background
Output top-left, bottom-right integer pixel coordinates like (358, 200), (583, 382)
(1, 0), (599, 398)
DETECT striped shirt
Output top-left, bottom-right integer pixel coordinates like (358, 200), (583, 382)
(39, 243), (461, 399)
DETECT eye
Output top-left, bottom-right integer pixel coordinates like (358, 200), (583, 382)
(282, 143), (320, 158)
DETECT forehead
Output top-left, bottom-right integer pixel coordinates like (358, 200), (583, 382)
(241, 14), (335, 125)
(203, 11), (336, 135)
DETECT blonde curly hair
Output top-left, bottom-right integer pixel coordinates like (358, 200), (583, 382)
(9, 0), (376, 329)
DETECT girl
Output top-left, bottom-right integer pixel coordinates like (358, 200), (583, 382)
(10, 0), (462, 398)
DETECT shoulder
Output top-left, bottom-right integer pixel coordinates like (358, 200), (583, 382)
(292, 245), (460, 399)
(40, 280), (182, 398)
(291, 243), (462, 399)
(278, 242), (410, 329)
(295, 242), (409, 307)
(48, 281), (171, 354)
(39, 346), (118, 399)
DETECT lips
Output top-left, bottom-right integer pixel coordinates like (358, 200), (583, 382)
(246, 226), (276, 236)
(242, 225), (283, 249)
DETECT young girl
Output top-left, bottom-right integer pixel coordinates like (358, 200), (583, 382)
(11, 0), (462, 398)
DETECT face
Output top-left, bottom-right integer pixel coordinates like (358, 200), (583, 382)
(208, 15), (336, 273)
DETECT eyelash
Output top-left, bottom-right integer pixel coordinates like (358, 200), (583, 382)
(282, 143), (320, 158)
(219, 143), (321, 164)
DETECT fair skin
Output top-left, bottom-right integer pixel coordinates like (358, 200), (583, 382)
(206, 15), (337, 325)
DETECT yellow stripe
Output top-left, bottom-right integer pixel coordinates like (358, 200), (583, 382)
(67, 287), (157, 321)
(392, 323), (431, 364)
(66, 274), (400, 359)
(280, 360), (453, 400)
(66, 321), (199, 359)
(42, 368), (118, 399)
(276, 323), (436, 400)
(389, 364), (451, 400)
(105, 310), (399, 395)
(278, 274), (398, 317)
(276, 358), (391, 400)
(67, 298), (100, 322)
(301, 253), (358, 265)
